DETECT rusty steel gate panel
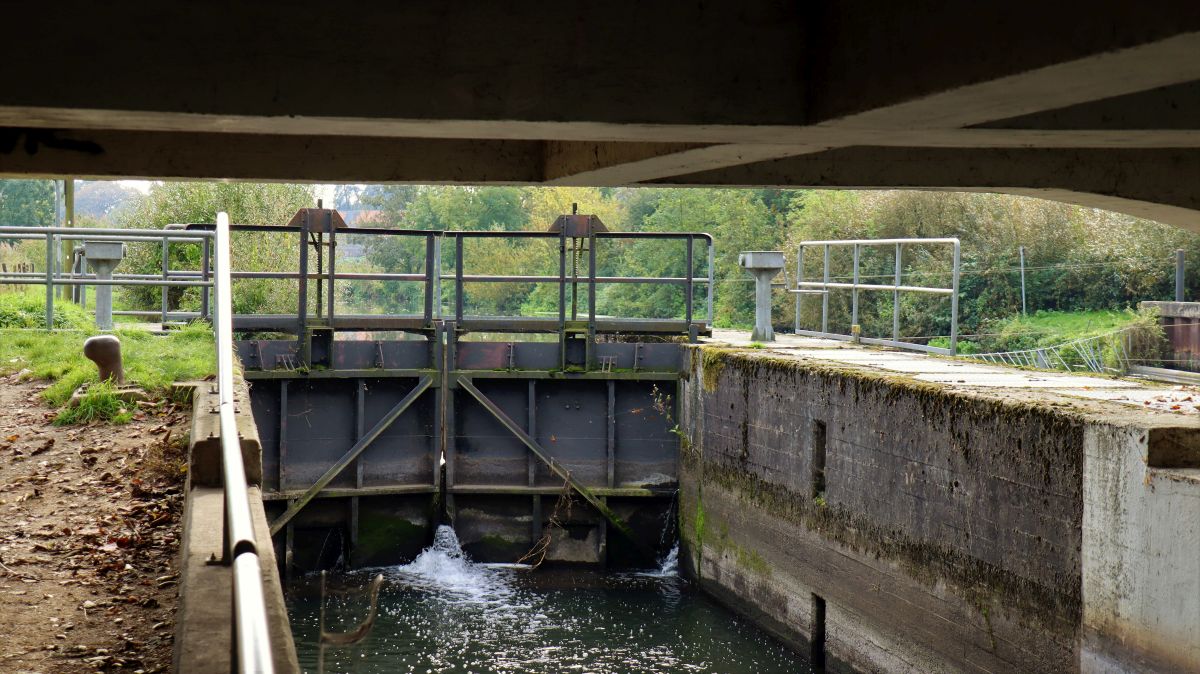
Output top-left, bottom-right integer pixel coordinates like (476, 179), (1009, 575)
(241, 338), (441, 570)
(445, 338), (680, 565)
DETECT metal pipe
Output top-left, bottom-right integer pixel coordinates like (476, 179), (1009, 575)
(684, 236), (693, 332)
(851, 244), (860, 329)
(0, 226), (213, 237)
(161, 239), (170, 325)
(893, 243), (901, 341)
(950, 240), (961, 355)
(0, 277), (213, 287)
(215, 212), (274, 674)
(201, 237), (211, 320)
(706, 241), (715, 325)
(45, 232), (54, 329)
(455, 236), (464, 321)
(796, 281), (955, 295)
(795, 245), (804, 333)
(821, 245), (830, 333)
(798, 237), (960, 246)
(233, 553), (274, 674)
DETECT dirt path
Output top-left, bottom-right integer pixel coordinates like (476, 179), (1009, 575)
(0, 373), (188, 673)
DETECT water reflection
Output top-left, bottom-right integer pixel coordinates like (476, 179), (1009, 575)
(288, 527), (810, 674)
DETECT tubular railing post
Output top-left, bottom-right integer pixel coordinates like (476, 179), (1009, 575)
(44, 232), (54, 329)
(423, 234), (435, 323)
(297, 211), (309, 336)
(588, 234), (597, 367)
(327, 211), (336, 333)
(684, 236), (694, 338)
(821, 244), (830, 333)
(433, 235), (443, 319)
(851, 243), (860, 330)
(201, 237), (211, 321)
(706, 240), (715, 326)
(1019, 245), (1028, 315)
(454, 235), (464, 322)
(557, 228), (567, 370)
(893, 243), (901, 340)
(796, 245), (804, 333)
(951, 240), (961, 355)
(161, 238), (170, 325)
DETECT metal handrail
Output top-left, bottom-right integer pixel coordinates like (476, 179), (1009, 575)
(0, 226), (215, 329)
(214, 212), (275, 673)
(794, 237), (960, 355)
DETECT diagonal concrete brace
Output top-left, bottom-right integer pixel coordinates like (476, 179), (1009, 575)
(269, 375), (433, 536)
(457, 376), (655, 563)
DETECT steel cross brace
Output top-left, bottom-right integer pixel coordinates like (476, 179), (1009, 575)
(456, 376), (654, 562)
(269, 375), (434, 535)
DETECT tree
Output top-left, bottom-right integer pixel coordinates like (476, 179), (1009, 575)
(0, 179), (53, 227)
(118, 182), (316, 314)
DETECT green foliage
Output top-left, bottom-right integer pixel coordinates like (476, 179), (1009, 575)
(787, 191), (1200, 345)
(0, 179), (54, 227)
(0, 288), (92, 329)
(115, 182), (315, 314)
(54, 380), (134, 425)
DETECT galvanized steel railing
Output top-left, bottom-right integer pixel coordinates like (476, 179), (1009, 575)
(0, 226), (214, 327)
(213, 212), (275, 673)
(793, 237), (960, 355)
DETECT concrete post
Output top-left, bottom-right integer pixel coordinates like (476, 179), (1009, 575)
(82, 240), (126, 330)
(739, 251), (785, 342)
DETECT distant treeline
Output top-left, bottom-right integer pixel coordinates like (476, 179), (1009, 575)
(4, 180), (1197, 338)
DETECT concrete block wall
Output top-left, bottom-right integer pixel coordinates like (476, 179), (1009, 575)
(678, 347), (1200, 673)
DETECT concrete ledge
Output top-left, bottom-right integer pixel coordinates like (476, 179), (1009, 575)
(1139, 301), (1200, 319)
(187, 373), (264, 486)
(174, 485), (299, 674)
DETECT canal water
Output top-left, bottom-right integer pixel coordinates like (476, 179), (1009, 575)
(287, 526), (812, 674)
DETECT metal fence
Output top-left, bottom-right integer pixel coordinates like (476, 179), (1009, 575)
(793, 237), (961, 355)
(0, 226), (215, 327)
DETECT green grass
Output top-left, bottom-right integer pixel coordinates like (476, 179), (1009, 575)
(53, 380), (135, 425)
(0, 290), (215, 412)
(966, 309), (1150, 354)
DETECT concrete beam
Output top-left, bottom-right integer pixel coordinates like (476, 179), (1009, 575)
(0, 129), (543, 183)
(651, 147), (1200, 230)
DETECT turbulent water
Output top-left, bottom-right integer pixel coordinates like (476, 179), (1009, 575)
(287, 526), (811, 674)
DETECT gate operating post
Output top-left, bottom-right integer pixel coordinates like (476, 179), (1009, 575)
(739, 251), (785, 342)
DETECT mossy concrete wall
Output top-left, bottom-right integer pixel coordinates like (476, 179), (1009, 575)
(679, 346), (1200, 673)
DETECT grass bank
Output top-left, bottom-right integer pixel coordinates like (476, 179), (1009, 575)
(0, 290), (215, 421)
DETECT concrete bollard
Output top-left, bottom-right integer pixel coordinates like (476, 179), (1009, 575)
(82, 240), (126, 330)
(83, 334), (124, 384)
(738, 251), (785, 342)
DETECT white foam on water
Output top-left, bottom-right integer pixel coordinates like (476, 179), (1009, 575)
(639, 543), (680, 578)
(390, 525), (510, 601)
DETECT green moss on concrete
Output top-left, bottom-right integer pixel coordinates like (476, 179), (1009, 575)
(683, 344), (1085, 636)
(354, 511), (429, 564)
(467, 533), (530, 562)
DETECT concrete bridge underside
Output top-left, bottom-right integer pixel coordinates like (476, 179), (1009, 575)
(1, 3), (1200, 228)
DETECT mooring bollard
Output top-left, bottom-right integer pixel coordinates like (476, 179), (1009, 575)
(738, 251), (785, 342)
(83, 334), (124, 384)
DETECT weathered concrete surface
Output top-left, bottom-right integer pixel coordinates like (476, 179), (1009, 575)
(680, 338), (1200, 673)
(189, 374), (263, 486)
(1082, 428), (1200, 673)
(174, 487), (300, 674)
(176, 381), (298, 673)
